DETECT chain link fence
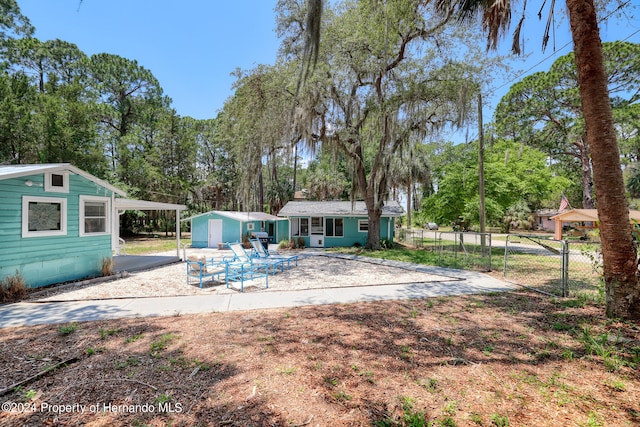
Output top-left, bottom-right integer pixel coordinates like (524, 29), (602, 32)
(437, 231), (494, 272)
(396, 228), (603, 298)
(504, 235), (603, 298)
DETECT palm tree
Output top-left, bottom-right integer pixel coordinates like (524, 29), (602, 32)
(434, 0), (639, 319)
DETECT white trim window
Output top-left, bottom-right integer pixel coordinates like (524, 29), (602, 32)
(246, 222), (255, 231)
(44, 171), (69, 193)
(325, 218), (344, 237)
(80, 196), (110, 236)
(358, 219), (369, 232)
(291, 217), (309, 236)
(22, 196), (67, 238)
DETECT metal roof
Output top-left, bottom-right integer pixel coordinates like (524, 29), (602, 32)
(183, 210), (284, 222)
(550, 208), (640, 222)
(0, 163), (126, 196)
(115, 198), (186, 211)
(278, 200), (404, 217)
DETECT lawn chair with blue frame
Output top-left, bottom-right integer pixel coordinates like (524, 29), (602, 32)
(227, 242), (286, 275)
(186, 256), (227, 288)
(248, 238), (299, 269)
(224, 260), (269, 292)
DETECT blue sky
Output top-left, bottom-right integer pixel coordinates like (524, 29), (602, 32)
(17, 0), (282, 120)
(15, 0), (640, 126)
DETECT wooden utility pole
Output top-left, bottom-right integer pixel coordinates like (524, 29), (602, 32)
(478, 93), (486, 251)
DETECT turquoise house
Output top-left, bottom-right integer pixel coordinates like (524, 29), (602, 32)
(277, 200), (404, 248)
(185, 211), (287, 248)
(0, 164), (185, 288)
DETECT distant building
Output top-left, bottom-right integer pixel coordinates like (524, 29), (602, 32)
(278, 200), (404, 248)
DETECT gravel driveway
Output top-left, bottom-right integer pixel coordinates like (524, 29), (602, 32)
(29, 249), (456, 302)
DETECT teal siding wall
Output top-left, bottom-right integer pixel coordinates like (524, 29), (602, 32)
(275, 220), (289, 243)
(190, 213), (281, 248)
(191, 213), (242, 248)
(0, 173), (114, 288)
(190, 217), (209, 248)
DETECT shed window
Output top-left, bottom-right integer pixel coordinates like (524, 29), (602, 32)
(325, 218), (344, 237)
(291, 218), (309, 236)
(80, 196), (110, 235)
(358, 220), (368, 232)
(22, 196), (67, 238)
(44, 172), (69, 193)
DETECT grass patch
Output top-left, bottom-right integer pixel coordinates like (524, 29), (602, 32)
(123, 237), (191, 255)
(149, 333), (178, 357)
(57, 322), (79, 335)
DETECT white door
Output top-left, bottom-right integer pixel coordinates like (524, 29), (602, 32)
(310, 217), (324, 248)
(208, 219), (223, 247)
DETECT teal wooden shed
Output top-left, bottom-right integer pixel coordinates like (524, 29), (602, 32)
(277, 200), (404, 248)
(185, 211), (287, 249)
(0, 164), (186, 288)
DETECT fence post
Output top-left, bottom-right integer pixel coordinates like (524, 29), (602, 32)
(503, 234), (510, 279)
(488, 233), (492, 271)
(561, 240), (569, 297)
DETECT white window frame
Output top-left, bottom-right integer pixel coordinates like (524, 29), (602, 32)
(358, 219), (369, 232)
(22, 196), (67, 238)
(79, 195), (111, 236)
(325, 218), (344, 237)
(291, 217), (309, 237)
(44, 171), (69, 193)
(246, 222), (255, 231)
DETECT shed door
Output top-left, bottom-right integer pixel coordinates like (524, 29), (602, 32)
(208, 219), (223, 247)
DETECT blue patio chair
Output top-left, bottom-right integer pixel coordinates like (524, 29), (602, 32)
(227, 242), (285, 274)
(186, 256), (227, 288)
(248, 238), (299, 269)
(224, 259), (269, 292)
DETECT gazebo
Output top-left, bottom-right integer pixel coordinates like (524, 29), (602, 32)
(550, 209), (640, 240)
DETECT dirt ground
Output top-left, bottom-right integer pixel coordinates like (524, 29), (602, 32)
(1, 290), (639, 426)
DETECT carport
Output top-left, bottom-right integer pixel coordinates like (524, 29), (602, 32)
(550, 208), (640, 240)
(112, 198), (187, 271)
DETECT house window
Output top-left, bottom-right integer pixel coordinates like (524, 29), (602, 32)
(291, 217), (309, 236)
(358, 220), (369, 232)
(325, 218), (344, 237)
(44, 172), (69, 193)
(247, 223), (255, 231)
(22, 196), (67, 238)
(80, 196), (110, 236)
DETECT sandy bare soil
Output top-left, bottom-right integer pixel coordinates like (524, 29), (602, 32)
(28, 252), (455, 301)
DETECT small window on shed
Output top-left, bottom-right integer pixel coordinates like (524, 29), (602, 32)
(358, 220), (368, 232)
(44, 172), (69, 193)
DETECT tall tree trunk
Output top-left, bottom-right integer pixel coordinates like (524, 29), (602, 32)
(567, 0), (639, 319)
